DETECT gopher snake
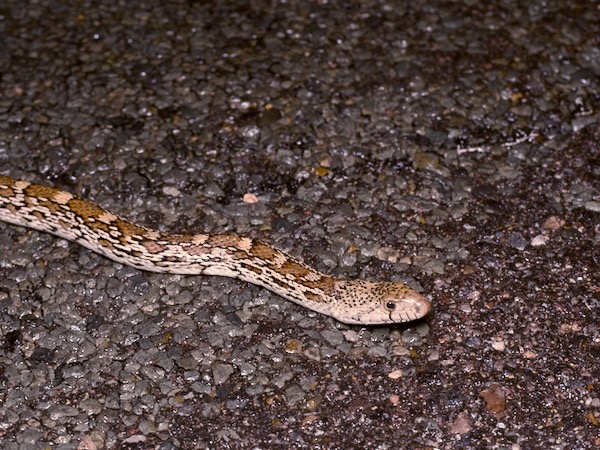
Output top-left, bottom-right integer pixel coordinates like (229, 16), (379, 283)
(0, 175), (430, 324)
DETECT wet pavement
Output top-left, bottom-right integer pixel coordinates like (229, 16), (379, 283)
(0, 1), (598, 448)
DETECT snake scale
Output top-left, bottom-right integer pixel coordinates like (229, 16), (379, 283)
(0, 175), (431, 325)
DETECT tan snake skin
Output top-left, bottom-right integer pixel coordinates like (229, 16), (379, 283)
(0, 175), (431, 324)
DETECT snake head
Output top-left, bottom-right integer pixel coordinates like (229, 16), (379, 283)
(379, 284), (431, 323)
(331, 280), (431, 325)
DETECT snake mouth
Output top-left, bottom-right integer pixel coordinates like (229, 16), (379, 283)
(381, 288), (431, 323)
(410, 294), (432, 321)
(413, 294), (432, 318)
(389, 294), (431, 323)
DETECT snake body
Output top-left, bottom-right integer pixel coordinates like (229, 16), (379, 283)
(0, 175), (430, 324)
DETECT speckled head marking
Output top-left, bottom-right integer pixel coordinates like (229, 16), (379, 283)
(0, 175), (431, 325)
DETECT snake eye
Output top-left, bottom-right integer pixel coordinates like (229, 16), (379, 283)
(385, 301), (396, 311)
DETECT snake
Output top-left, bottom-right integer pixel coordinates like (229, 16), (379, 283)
(0, 175), (431, 325)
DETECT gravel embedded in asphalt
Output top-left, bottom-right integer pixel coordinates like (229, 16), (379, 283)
(0, 1), (598, 448)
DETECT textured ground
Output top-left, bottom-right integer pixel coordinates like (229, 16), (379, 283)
(0, 1), (598, 449)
